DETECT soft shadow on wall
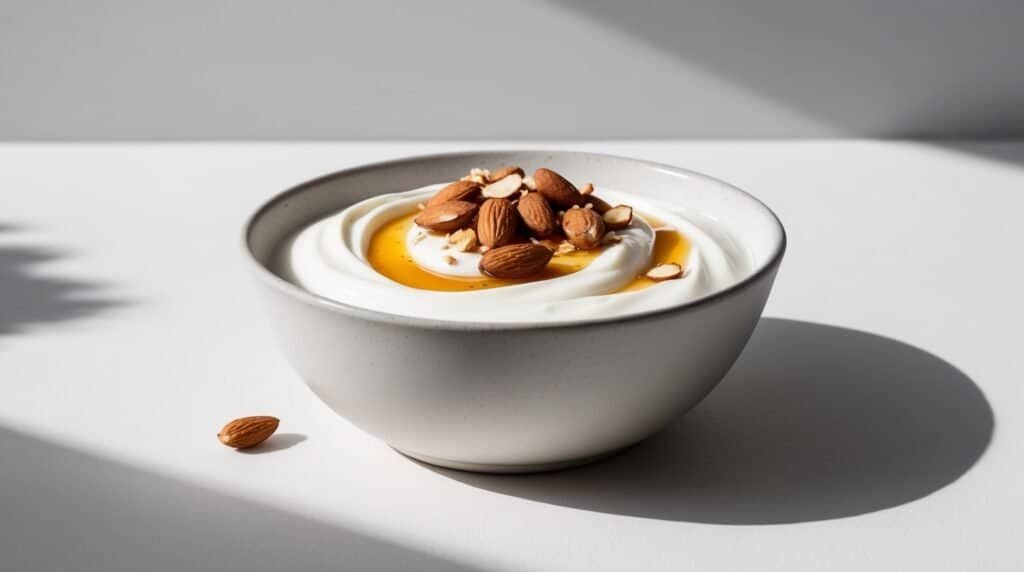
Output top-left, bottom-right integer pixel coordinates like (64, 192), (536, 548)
(544, 0), (1024, 138)
(429, 318), (994, 524)
(1, 1), (1021, 139)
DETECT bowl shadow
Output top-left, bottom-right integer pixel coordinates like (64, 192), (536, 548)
(423, 318), (994, 524)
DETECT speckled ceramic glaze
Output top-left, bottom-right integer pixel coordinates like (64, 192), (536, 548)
(243, 151), (786, 473)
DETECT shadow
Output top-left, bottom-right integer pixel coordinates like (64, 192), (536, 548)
(0, 224), (124, 336)
(426, 318), (994, 524)
(0, 425), (478, 571)
(545, 0), (1024, 137)
(238, 433), (307, 454)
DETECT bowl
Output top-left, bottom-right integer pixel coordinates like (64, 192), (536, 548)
(243, 151), (786, 473)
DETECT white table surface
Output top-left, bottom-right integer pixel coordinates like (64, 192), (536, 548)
(1, 141), (1021, 571)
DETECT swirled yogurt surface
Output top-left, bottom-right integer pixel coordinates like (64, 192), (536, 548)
(275, 184), (749, 324)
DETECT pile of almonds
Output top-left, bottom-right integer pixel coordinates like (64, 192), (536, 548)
(415, 166), (680, 280)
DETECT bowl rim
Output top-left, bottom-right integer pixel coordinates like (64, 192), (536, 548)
(242, 149), (787, 331)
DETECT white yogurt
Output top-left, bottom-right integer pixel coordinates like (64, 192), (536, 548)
(276, 184), (749, 324)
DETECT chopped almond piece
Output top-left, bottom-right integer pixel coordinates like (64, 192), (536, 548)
(646, 263), (683, 281)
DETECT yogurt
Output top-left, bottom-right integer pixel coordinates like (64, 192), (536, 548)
(276, 184), (749, 323)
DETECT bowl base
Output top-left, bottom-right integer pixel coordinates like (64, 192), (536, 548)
(393, 447), (624, 474)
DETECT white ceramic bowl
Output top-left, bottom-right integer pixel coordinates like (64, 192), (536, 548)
(244, 151), (785, 473)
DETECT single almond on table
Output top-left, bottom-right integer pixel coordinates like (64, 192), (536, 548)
(646, 263), (684, 281)
(602, 205), (633, 230)
(414, 200), (478, 233)
(533, 168), (584, 208)
(517, 191), (558, 237)
(477, 198), (519, 247)
(448, 228), (478, 252)
(482, 173), (524, 199)
(487, 166), (525, 183)
(562, 207), (606, 250)
(218, 416), (279, 449)
(427, 180), (482, 207)
(479, 243), (553, 278)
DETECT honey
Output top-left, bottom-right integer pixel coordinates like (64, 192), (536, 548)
(366, 211), (690, 293)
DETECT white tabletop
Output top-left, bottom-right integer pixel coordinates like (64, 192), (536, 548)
(1, 141), (1021, 571)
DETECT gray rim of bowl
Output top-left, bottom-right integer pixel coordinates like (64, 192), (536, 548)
(242, 149), (788, 332)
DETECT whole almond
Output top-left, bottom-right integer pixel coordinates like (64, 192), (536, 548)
(477, 198), (519, 247)
(517, 192), (558, 237)
(414, 200), (478, 233)
(487, 166), (525, 183)
(482, 173), (523, 199)
(480, 243), (553, 278)
(218, 416), (279, 449)
(533, 168), (584, 208)
(562, 207), (605, 250)
(602, 205), (633, 230)
(426, 180), (482, 207)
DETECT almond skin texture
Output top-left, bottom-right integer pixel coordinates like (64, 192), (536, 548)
(218, 416), (279, 449)
(517, 192), (558, 237)
(533, 168), (584, 208)
(587, 195), (613, 214)
(479, 243), (553, 278)
(477, 198), (519, 247)
(602, 205), (633, 230)
(414, 200), (478, 233)
(426, 180), (481, 207)
(487, 166), (525, 183)
(562, 207), (606, 250)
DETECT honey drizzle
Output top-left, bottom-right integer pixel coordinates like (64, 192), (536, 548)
(366, 211), (689, 293)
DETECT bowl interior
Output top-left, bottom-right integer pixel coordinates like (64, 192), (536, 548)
(245, 150), (785, 323)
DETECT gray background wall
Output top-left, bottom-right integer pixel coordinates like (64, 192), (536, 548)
(2, 0), (1022, 140)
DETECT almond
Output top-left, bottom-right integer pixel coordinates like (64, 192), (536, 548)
(517, 192), (558, 237)
(448, 228), (478, 252)
(414, 200), (478, 233)
(487, 166), (525, 183)
(477, 198), (519, 247)
(482, 173), (523, 199)
(587, 195), (613, 214)
(602, 205), (633, 230)
(578, 182), (594, 196)
(218, 416), (279, 449)
(426, 180), (482, 207)
(479, 243), (553, 278)
(533, 238), (562, 252)
(555, 241), (576, 256)
(646, 263), (684, 281)
(562, 207), (605, 250)
(533, 168), (584, 208)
